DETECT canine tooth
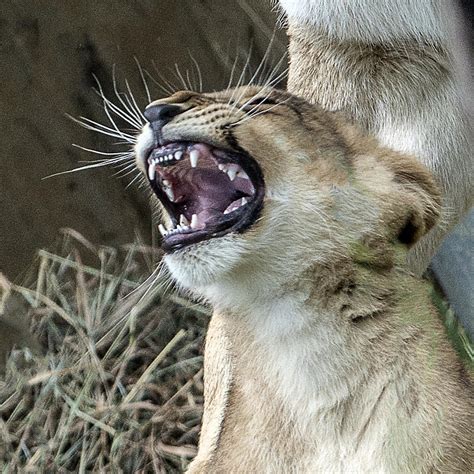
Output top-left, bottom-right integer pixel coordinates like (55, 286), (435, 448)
(241, 197), (248, 206)
(190, 214), (198, 229)
(158, 224), (167, 236)
(165, 187), (175, 201)
(175, 150), (183, 160)
(190, 149), (199, 168)
(227, 168), (237, 181)
(148, 163), (156, 181)
(180, 214), (189, 226)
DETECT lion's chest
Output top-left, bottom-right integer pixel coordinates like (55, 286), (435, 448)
(210, 324), (392, 473)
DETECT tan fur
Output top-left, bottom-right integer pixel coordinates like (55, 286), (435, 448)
(135, 86), (473, 473)
(280, 0), (473, 275)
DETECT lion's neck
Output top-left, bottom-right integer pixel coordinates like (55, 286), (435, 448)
(204, 261), (392, 405)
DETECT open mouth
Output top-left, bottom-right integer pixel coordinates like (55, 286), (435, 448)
(145, 142), (265, 251)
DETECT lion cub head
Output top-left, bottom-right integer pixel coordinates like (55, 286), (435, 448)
(135, 87), (440, 302)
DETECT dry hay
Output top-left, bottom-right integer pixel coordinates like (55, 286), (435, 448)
(1, 232), (472, 474)
(0, 231), (210, 473)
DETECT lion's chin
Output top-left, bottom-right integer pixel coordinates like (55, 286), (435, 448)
(163, 234), (250, 291)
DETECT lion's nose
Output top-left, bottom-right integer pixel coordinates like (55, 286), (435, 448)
(144, 103), (182, 124)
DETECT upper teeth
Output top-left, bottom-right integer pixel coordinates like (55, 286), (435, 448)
(180, 214), (189, 226)
(217, 163), (250, 182)
(148, 163), (156, 181)
(147, 148), (252, 186)
(148, 149), (186, 168)
(189, 149), (199, 168)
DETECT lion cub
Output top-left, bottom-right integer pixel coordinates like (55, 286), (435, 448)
(135, 86), (473, 473)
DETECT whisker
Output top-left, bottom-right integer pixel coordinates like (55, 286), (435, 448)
(124, 78), (146, 122)
(72, 145), (133, 158)
(174, 63), (190, 90)
(186, 68), (195, 92)
(246, 35), (276, 87)
(67, 114), (135, 144)
(93, 76), (142, 131)
(126, 172), (146, 189)
(111, 69), (144, 128)
(114, 162), (139, 178)
(134, 57), (152, 104)
(226, 50), (241, 92)
(260, 53), (288, 89)
(231, 97), (291, 126)
(43, 160), (129, 180)
(228, 44), (254, 108)
(151, 61), (179, 95)
(188, 52), (203, 93)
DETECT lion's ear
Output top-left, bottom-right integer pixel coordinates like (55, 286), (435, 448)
(382, 154), (442, 247)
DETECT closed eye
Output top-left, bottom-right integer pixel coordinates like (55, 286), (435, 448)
(244, 97), (278, 107)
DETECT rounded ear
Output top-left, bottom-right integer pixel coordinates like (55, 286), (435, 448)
(382, 155), (442, 247)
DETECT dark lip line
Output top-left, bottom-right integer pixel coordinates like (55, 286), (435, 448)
(146, 140), (266, 252)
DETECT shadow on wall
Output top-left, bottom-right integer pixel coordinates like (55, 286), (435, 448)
(0, 0), (286, 280)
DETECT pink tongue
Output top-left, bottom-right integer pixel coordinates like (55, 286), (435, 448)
(177, 168), (241, 219)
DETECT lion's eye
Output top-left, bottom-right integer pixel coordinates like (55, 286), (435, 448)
(245, 97), (278, 107)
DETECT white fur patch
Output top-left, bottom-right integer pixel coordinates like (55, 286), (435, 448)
(278, 0), (447, 43)
(134, 123), (153, 172)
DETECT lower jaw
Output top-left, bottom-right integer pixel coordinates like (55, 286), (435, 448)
(161, 223), (238, 252)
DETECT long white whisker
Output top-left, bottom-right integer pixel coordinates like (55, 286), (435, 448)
(264, 67), (289, 89)
(261, 55), (288, 89)
(151, 61), (179, 95)
(124, 79), (146, 122)
(228, 44), (254, 108)
(189, 53), (203, 93)
(148, 70), (176, 96)
(174, 63), (190, 90)
(72, 144), (133, 158)
(110, 69), (143, 128)
(134, 57), (152, 104)
(236, 87), (277, 116)
(247, 36), (275, 87)
(232, 98), (291, 126)
(69, 115), (135, 142)
(43, 160), (130, 180)
(114, 163), (139, 178)
(186, 68), (196, 92)
(226, 51), (241, 92)
(126, 172), (145, 189)
(94, 76), (142, 131)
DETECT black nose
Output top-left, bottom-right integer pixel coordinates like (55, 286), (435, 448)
(144, 103), (182, 124)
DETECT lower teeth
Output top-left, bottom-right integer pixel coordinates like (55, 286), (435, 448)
(224, 197), (248, 215)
